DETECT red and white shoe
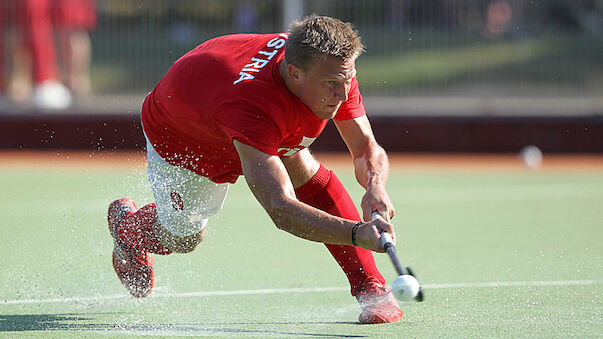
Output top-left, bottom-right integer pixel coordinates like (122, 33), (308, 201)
(356, 276), (403, 324)
(108, 198), (154, 298)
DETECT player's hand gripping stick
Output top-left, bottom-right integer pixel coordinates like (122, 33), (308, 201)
(372, 212), (424, 302)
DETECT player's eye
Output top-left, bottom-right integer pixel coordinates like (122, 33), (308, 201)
(326, 80), (338, 87)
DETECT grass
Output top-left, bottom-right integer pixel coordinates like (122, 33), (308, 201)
(1, 158), (602, 337)
(89, 29), (603, 96)
(357, 33), (603, 95)
(358, 38), (552, 88)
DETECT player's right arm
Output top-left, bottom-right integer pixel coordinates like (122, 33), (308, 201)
(233, 139), (393, 252)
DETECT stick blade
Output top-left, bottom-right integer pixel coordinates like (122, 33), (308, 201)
(406, 266), (425, 302)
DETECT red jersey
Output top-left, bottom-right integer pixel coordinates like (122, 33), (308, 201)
(142, 33), (366, 183)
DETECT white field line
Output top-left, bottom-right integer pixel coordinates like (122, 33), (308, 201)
(2, 280), (600, 305)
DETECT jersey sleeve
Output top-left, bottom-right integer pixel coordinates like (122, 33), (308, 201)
(215, 102), (282, 156)
(333, 77), (366, 121)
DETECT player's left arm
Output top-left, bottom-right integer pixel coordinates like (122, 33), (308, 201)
(334, 115), (395, 222)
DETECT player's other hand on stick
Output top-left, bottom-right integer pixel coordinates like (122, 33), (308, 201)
(361, 184), (395, 222)
(355, 218), (396, 253)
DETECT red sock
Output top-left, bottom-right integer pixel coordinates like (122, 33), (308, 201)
(21, 0), (60, 83)
(116, 203), (172, 255)
(295, 164), (385, 296)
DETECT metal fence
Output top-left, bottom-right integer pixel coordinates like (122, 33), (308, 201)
(1, 0), (602, 107)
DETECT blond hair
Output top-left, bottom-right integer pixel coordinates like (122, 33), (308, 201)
(285, 15), (364, 70)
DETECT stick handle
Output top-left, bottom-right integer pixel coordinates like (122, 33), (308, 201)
(371, 212), (405, 276)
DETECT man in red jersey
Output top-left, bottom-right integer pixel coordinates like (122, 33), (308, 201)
(108, 15), (402, 324)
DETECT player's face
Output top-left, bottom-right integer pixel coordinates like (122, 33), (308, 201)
(297, 56), (357, 120)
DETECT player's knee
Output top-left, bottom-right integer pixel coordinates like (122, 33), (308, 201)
(170, 238), (202, 254)
(163, 230), (205, 253)
(155, 221), (207, 253)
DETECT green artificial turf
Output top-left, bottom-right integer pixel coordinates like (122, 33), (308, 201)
(1, 162), (601, 337)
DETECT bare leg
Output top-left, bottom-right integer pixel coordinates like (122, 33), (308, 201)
(57, 29), (92, 96)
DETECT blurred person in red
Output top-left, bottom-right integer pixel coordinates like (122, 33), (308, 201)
(17, 0), (71, 110)
(107, 15), (403, 324)
(0, 0), (95, 110)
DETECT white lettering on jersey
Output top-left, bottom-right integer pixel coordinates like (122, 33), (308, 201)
(278, 136), (317, 157)
(233, 34), (288, 85)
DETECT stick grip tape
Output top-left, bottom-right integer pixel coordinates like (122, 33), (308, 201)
(372, 212), (405, 276)
(371, 212), (393, 248)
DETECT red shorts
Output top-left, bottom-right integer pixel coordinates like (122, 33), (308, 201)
(52, 0), (97, 30)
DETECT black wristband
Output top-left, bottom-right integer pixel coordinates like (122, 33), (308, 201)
(351, 222), (362, 247)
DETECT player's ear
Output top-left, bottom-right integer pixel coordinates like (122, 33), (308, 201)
(287, 64), (303, 83)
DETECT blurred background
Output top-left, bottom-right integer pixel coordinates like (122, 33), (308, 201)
(0, 0), (602, 151)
